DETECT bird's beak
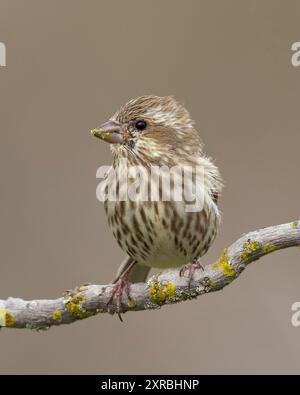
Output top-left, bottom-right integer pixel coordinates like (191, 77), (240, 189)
(90, 120), (124, 144)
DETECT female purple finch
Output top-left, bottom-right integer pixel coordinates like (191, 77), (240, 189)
(91, 95), (222, 314)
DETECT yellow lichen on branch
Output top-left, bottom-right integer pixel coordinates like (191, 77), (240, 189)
(0, 221), (299, 329)
(0, 308), (16, 328)
(149, 276), (176, 304)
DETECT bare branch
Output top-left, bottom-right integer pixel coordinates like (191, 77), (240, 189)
(0, 221), (299, 330)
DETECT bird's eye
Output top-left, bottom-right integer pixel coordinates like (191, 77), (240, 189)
(135, 120), (147, 131)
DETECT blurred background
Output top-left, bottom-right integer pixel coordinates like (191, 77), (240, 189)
(0, 0), (300, 374)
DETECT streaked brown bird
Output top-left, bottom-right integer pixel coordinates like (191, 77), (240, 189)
(91, 95), (222, 313)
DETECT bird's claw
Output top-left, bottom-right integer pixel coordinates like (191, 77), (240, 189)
(179, 259), (204, 289)
(106, 274), (131, 321)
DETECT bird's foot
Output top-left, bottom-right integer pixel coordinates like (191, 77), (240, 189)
(107, 274), (131, 322)
(179, 259), (205, 289)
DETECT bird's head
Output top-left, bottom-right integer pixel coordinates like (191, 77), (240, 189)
(91, 95), (202, 164)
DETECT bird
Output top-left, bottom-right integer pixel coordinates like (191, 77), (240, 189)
(91, 95), (222, 315)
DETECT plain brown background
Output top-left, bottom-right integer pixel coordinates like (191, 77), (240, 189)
(0, 0), (300, 374)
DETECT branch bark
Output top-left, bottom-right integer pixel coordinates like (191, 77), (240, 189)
(0, 221), (299, 330)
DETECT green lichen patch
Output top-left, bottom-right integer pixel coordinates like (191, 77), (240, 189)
(263, 243), (277, 254)
(244, 240), (260, 253)
(0, 309), (16, 327)
(290, 221), (298, 229)
(5, 312), (16, 327)
(199, 276), (217, 292)
(211, 248), (234, 276)
(240, 240), (260, 263)
(149, 276), (176, 304)
(64, 293), (95, 319)
(127, 296), (137, 310)
(212, 262), (219, 271)
(52, 310), (61, 321)
(210, 279), (216, 286)
(239, 251), (248, 263)
(220, 261), (235, 277)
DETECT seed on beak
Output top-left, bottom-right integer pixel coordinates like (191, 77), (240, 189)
(90, 120), (124, 144)
(90, 129), (109, 140)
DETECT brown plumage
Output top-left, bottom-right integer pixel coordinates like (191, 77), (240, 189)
(91, 95), (222, 312)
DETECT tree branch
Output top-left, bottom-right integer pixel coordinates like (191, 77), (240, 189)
(0, 221), (299, 330)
